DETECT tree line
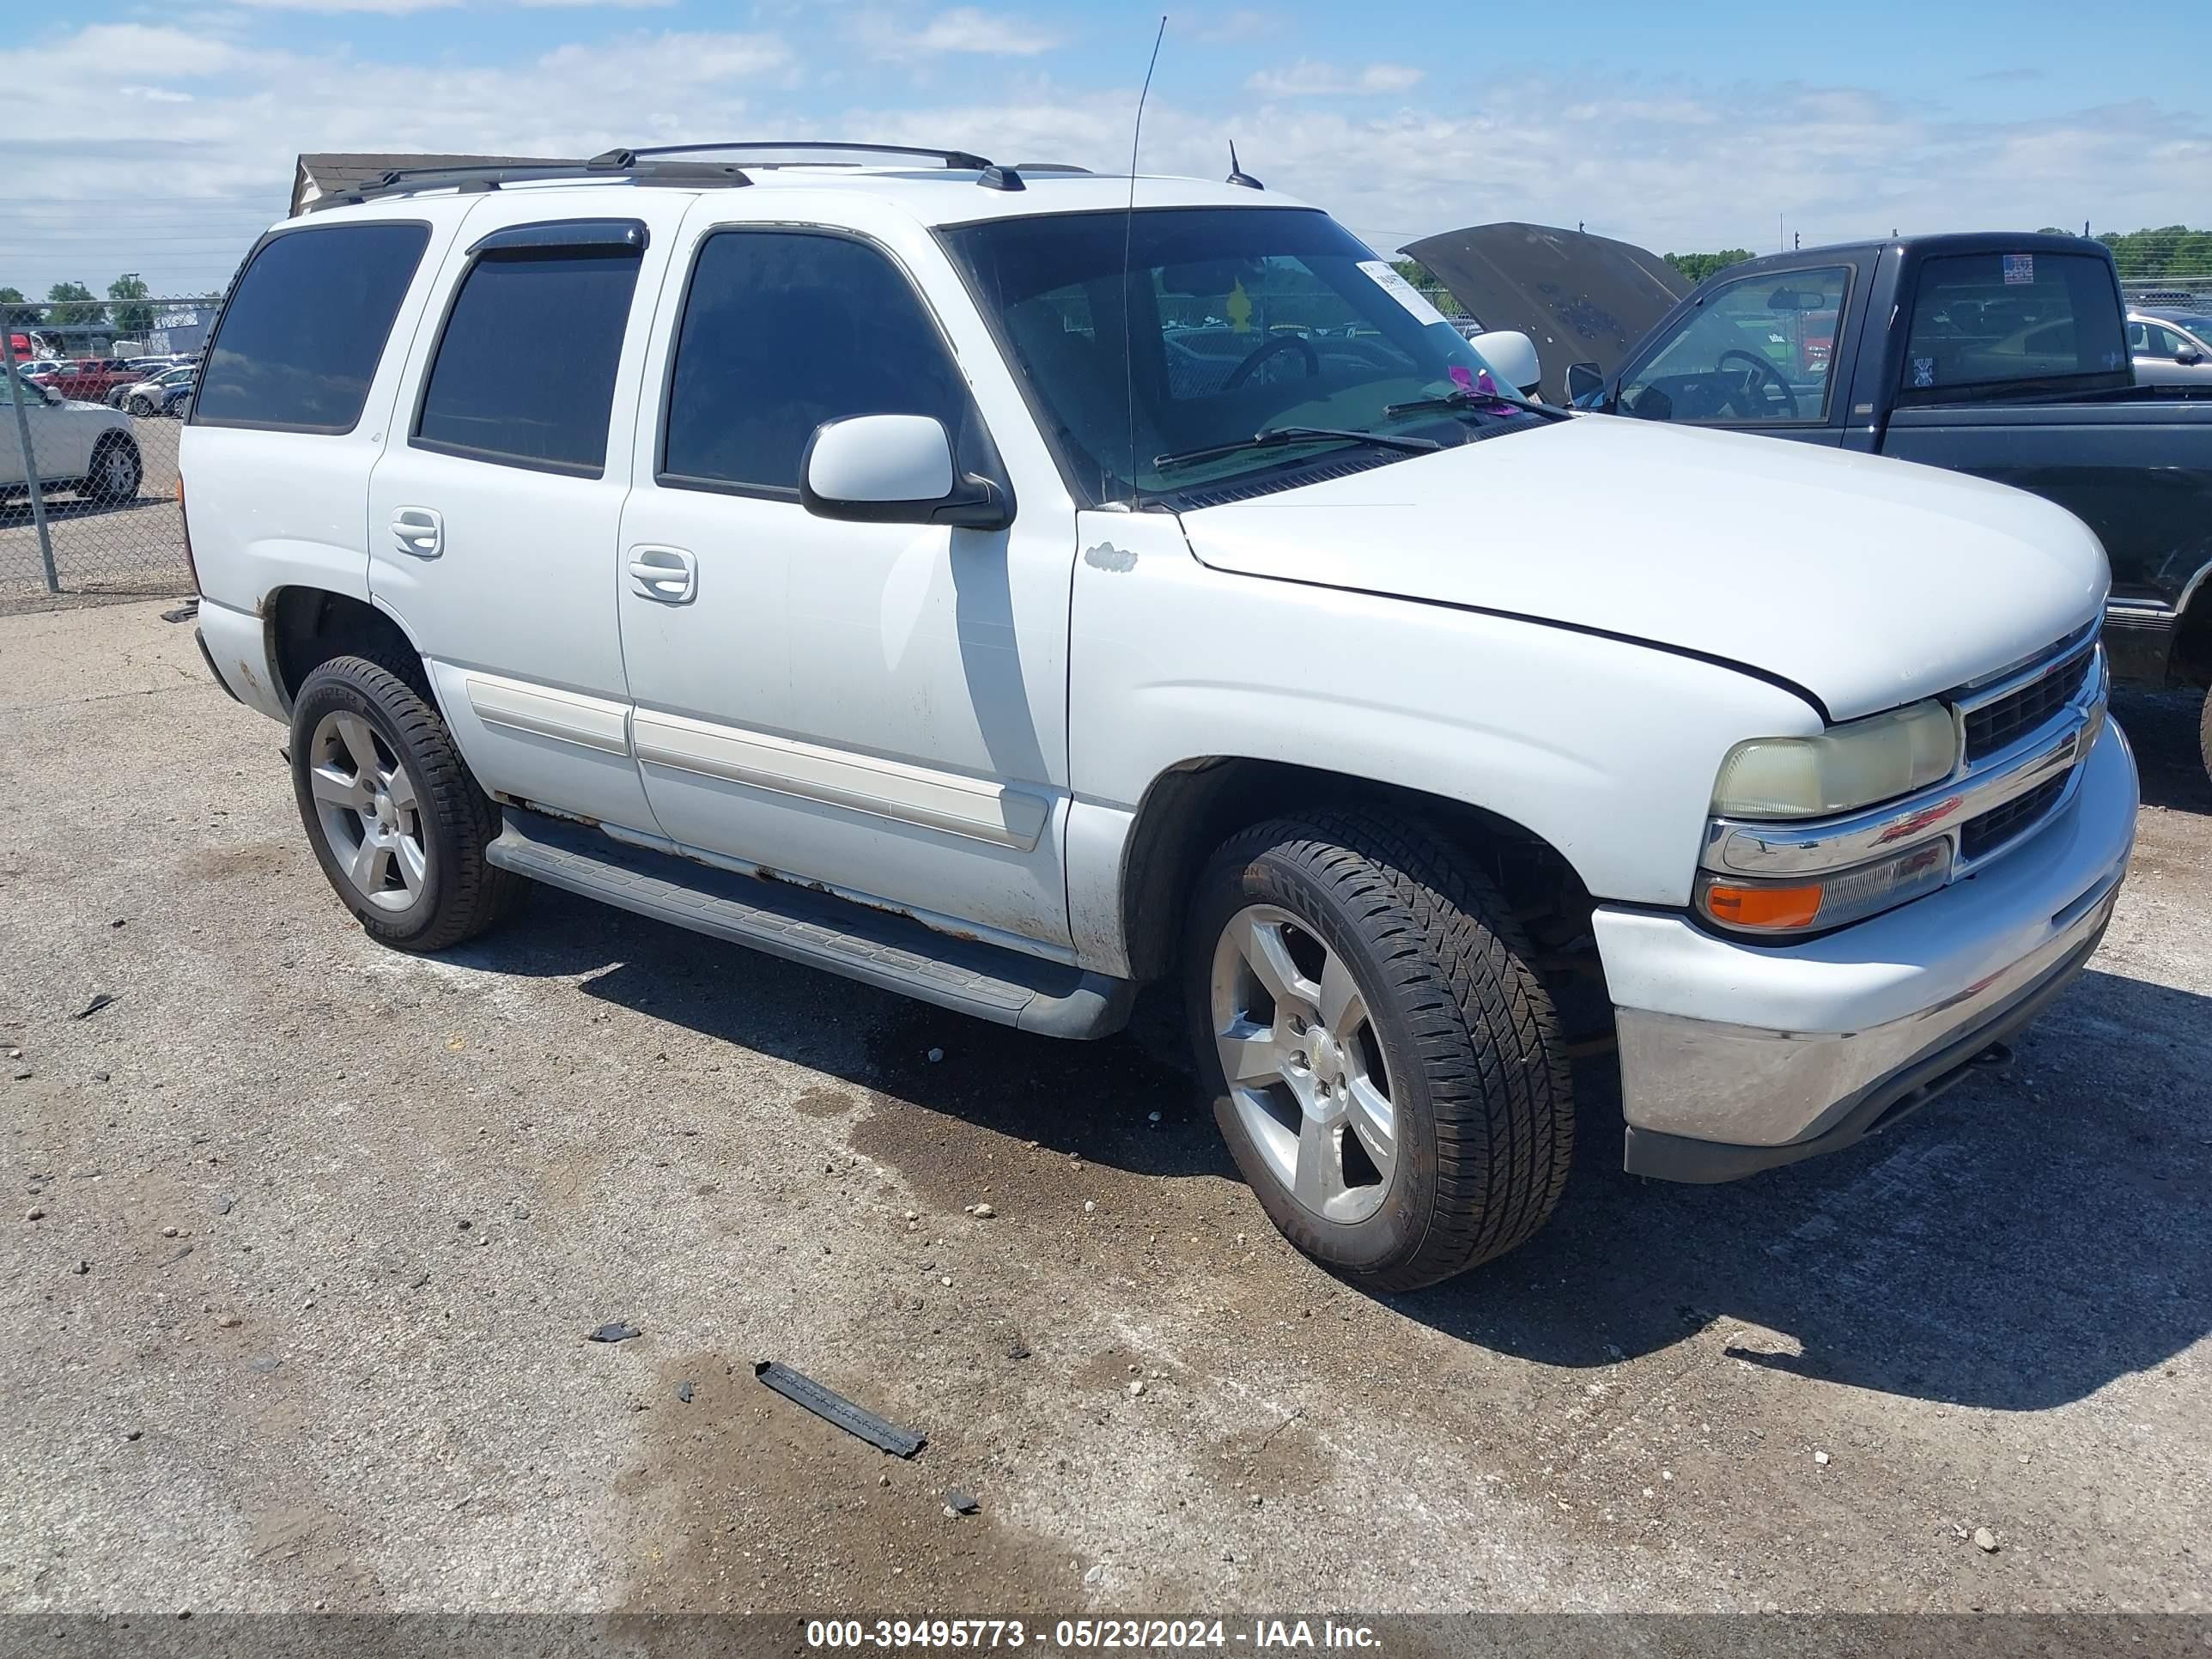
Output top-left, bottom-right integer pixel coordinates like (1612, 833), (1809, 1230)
(2, 276), (221, 338)
(1661, 227), (2212, 285)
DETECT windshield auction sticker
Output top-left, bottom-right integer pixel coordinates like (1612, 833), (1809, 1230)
(2003, 253), (2035, 285)
(1358, 260), (1450, 329)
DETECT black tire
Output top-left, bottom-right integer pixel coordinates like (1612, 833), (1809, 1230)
(2200, 689), (2211, 784)
(1184, 811), (1574, 1291)
(84, 434), (140, 504)
(288, 654), (520, 952)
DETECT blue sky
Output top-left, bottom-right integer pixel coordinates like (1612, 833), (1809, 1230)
(5, 0), (2206, 298)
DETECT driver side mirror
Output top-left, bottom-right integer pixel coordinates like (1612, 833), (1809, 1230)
(1565, 361), (1607, 406)
(2177, 345), (2205, 367)
(799, 414), (1013, 532)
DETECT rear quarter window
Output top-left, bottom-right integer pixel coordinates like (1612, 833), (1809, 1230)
(1898, 252), (2128, 404)
(193, 222), (430, 433)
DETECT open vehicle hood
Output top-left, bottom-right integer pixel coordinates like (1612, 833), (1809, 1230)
(1401, 222), (1686, 404)
(1176, 416), (2107, 721)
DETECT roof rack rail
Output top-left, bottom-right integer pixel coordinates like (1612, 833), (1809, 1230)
(311, 155), (753, 213)
(609, 140), (1034, 191)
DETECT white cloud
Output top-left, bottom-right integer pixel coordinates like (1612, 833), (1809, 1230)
(853, 7), (1062, 59)
(3, 24), (2209, 298)
(1244, 61), (1425, 97)
(0, 24), (798, 290)
(226, 0), (460, 13)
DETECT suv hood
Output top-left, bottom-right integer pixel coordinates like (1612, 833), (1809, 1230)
(1176, 416), (2107, 721)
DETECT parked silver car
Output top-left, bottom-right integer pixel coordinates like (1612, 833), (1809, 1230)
(2126, 310), (2212, 386)
(110, 362), (197, 416)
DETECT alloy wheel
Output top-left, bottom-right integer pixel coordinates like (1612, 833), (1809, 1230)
(307, 711), (428, 911)
(1209, 903), (1398, 1224)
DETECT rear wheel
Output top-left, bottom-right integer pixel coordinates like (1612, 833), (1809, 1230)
(2199, 689), (2211, 782)
(1184, 811), (1575, 1291)
(128, 393), (155, 416)
(84, 434), (140, 504)
(289, 655), (520, 951)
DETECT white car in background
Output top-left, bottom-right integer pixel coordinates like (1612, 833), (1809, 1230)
(1, 373), (144, 504)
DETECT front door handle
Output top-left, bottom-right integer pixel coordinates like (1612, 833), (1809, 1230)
(628, 544), (696, 604)
(391, 507), (443, 558)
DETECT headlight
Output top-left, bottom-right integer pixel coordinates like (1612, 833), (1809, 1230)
(1711, 700), (1956, 820)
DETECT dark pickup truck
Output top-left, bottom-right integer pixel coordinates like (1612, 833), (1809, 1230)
(1408, 228), (2212, 769)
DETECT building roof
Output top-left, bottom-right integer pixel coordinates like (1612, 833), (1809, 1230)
(290, 153), (562, 217)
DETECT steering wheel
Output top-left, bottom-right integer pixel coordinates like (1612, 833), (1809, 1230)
(1717, 348), (1800, 420)
(1223, 334), (1321, 391)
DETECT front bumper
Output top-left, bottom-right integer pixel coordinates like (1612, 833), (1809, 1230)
(1598, 718), (2138, 1183)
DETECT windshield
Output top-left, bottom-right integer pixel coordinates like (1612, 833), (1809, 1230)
(940, 207), (1537, 507)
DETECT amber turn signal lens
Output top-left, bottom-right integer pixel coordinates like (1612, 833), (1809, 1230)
(1702, 881), (1824, 932)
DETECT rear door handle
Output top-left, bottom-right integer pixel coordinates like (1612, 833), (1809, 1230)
(390, 507), (443, 558)
(628, 544), (697, 604)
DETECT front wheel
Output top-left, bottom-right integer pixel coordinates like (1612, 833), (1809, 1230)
(1185, 811), (1575, 1291)
(84, 434), (140, 503)
(289, 655), (520, 951)
(128, 393), (155, 416)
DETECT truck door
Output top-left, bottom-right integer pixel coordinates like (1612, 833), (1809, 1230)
(614, 212), (1078, 951)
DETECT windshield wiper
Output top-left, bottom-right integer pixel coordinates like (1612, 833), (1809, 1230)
(1383, 386), (1559, 421)
(1153, 425), (1441, 472)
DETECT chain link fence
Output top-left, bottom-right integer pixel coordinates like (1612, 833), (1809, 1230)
(3, 299), (216, 608)
(2120, 274), (2212, 308)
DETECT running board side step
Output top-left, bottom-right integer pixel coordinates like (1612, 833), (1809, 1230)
(484, 808), (1134, 1039)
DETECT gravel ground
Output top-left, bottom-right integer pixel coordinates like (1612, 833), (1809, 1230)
(3, 599), (2208, 1617)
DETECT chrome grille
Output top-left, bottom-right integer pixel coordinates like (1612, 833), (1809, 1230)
(1960, 771), (2071, 861)
(1964, 645), (2094, 764)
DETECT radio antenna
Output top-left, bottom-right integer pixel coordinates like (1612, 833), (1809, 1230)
(1121, 14), (1166, 511)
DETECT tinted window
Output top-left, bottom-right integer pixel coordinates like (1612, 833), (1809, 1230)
(663, 231), (965, 495)
(1899, 252), (2127, 403)
(415, 245), (641, 476)
(195, 222), (428, 431)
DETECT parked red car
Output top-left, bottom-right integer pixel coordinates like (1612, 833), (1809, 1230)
(33, 359), (144, 401)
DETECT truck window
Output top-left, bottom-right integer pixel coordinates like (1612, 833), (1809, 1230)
(194, 222), (429, 433)
(1899, 252), (2127, 403)
(659, 230), (968, 497)
(413, 240), (642, 477)
(1617, 265), (1847, 426)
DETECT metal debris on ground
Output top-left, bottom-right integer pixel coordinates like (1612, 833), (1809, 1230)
(944, 1488), (980, 1516)
(75, 993), (116, 1020)
(677, 1381), (694, 1403)
(586, 1321), (644, 1344)
(160, 600), (200, 623)
(752, 1359), (926, 1458)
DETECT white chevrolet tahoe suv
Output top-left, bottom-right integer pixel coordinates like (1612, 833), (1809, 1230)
(181, 145), (2137, 1290)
